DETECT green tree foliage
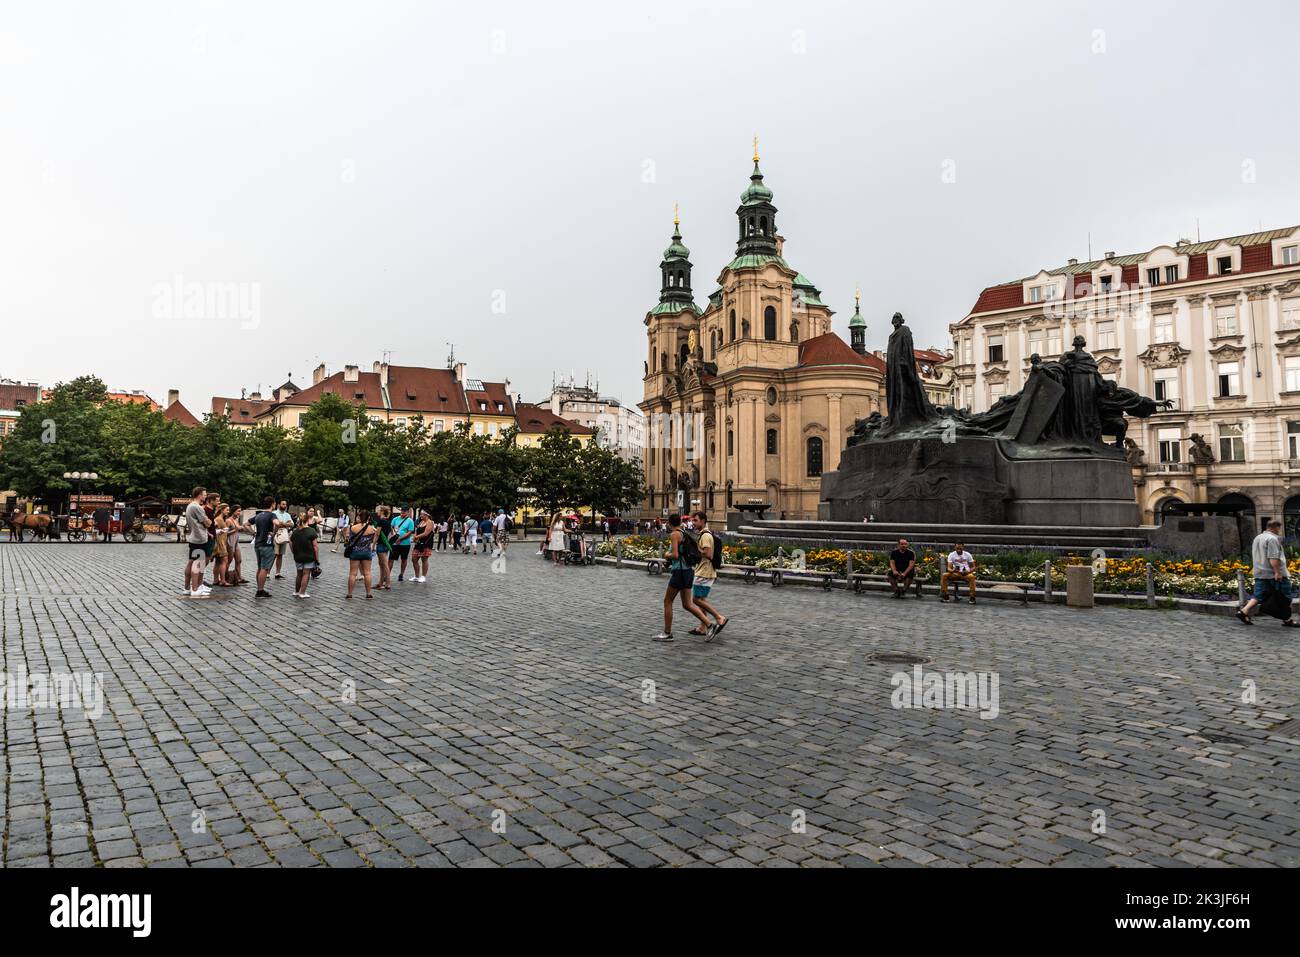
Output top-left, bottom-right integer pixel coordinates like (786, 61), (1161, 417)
(0, 385), (638, 521)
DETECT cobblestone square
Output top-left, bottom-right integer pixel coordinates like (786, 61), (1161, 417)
(2, 542), (1298, 868)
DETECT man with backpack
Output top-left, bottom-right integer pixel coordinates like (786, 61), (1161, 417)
(653, 513), (712, 643)
(689, 511), (728, 639)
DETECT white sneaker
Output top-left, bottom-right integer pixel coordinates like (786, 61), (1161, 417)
(300, 592), (310, 599)
(191, 585), (211, 596)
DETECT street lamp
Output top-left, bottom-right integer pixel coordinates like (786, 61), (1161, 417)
(63, 471), (99, 510)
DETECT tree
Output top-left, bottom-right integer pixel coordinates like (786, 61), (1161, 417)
(525, 428), (585, 515)
(0, 376), (110, 504)
(577, 442), (644, 524)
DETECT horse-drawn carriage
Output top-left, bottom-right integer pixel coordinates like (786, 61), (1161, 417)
(7, 510), (55, 541)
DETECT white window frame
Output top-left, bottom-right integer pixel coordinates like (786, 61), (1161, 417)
(1153, 313), (1174, 344)
(1096, 320), (1117, 350)
(1217, 361), (1241, 397)
(1214, 305), (1238, 337)
(1218, 423), (1245, 463)
(1157, 427), (1181, 463)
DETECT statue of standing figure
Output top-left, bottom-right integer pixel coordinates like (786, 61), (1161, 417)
(878, 313), (939, 436)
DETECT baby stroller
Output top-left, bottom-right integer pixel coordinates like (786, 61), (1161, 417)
(564, 528), (594, 565)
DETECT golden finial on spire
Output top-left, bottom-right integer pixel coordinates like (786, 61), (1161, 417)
(673, 202), (679, 227)
(752, 135), (760, 164)
(855, 284), (861, 308)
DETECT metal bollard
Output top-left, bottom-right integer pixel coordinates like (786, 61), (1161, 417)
(1043, 559), (1054, 603)
(1236, 569), (1247, 606)
(1146, 562), (1156, 609)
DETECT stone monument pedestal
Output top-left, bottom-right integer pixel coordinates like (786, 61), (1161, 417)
(819, 435), (1140, 527)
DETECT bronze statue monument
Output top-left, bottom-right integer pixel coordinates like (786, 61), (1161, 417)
(824, 315), (1170, 526)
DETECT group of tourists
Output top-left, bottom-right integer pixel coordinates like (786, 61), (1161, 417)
(180, 487), (515, 600)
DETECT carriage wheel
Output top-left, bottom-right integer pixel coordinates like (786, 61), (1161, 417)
(69, 529), (85, 542)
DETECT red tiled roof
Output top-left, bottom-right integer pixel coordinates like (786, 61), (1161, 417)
(0, 382), (40, 410)
(163, 401), (202, 428)
(283, 370), (386, 410)
(798, 332), (884, 372)
(104, 391), (159, 410)
(914, 349), (949, 364)
(465, 380), (515, 417)
(515, 403), (595, 435)
(211, 396), (272, 422)
(388, 365), (468, 415)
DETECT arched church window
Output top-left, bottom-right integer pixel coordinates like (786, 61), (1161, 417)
(766, 429), (778, 455)
(764, 306), (777, 341)
(729, 310), (736, 341)
(726, 430), (734, 457)
(760, 216), (768, 235)
(807, 437), (823, 477)
(679, 343), (689, 368)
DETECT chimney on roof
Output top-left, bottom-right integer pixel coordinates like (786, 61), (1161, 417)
(1067, 258), (1078, 266)
(453, 361), (465, 383)
(1104, 251), (1115, 260)
(166, 389), (179, 409)
(313, 362), (326, 385)
(343, 365), (359, 383)
(378, 362), (389, 389)
(249, 390), (261, 401)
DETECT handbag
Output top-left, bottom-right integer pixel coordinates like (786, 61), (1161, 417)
(274, 527), (291, 546)
(343, 527), (365, 559)
(1261, 582), (1293, 620)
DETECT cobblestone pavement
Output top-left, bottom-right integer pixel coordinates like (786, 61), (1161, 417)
(2, 542), (1299, 868)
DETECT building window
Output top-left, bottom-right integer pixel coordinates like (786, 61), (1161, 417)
(1096, 320), (1117, 350)
(766, 429), (778, 455)
(806, 437), (823, 477)
(1029, 286), (1043, 303)
(1283, 245), (1300, 266)
(1045, 327), (1062, 355)
(1146, 267), (1160, 286)
(395, 417), (407, 427)
(1100, 275), (1113, 294)
(1165, 264), (1179, 283)
(961, 338), (973, 364)
(1219, 423), (1245, 462)
(1027, 328), (1043, 356)
(1157, 427), (1181, 463)
(1289, 421), (1300, 459)
(763, 306), (777, 341)
(766, 387), (777, 405)
(1154, 313), (1174, 343)
(1214, 305), (1238, 337)
(1287, 356), (1300, 393)
(726, 430), (733, 457)
(1282, 298), (1300, 330)
(1217, 256), (1233, 275)
(729, 310), (736, 341)
(990, 382), (1006, 402)
(434, 420), (444, 432)
(987, 334), (1004, 363)
(1153, 369), (1178, 406)
(1217, 361), (1241, 397)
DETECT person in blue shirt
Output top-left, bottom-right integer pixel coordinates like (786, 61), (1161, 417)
(389, 505), (416, 582)
(479, 514), (493, 554)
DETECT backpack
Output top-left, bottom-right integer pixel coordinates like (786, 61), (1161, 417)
(704, 529), (726, 570)
(1261, 583), (1294, 620)
(676, 530), (702, 567)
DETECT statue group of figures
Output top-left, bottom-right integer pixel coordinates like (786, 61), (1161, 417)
(851, 313), (1173, 456)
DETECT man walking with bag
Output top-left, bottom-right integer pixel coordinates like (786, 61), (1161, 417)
(1238, 518), (1299, 627)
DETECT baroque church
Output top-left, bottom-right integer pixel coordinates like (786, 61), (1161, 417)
(639, 146), (887, 522)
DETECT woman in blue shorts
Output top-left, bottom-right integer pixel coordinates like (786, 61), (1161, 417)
(344, 508), (379, 599)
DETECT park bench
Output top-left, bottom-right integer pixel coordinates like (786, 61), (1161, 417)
(769, 567), (837, 590)
(848, 572), (927, 598)
(938, 578), (1030, 605)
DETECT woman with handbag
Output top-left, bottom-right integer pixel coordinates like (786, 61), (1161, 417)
(272, 500), (294, 579)
(344, 508), (379, 599)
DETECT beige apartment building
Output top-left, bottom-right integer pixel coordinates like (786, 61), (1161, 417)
(953, 224), (1300, 529)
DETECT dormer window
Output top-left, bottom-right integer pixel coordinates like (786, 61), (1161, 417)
(1283, 245), (1299, 266)
(1165, 265), (1178, 283)
(1100, 275), (1113, 293)
(1217, 256), (1233, 275)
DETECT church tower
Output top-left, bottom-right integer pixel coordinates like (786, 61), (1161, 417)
(849, 286), (867, 355)
(658, 205), (693, 305)
(735, 137), (778, 257)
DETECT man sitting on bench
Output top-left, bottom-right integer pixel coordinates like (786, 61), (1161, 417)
(887, 538), (917, 598)
(941, 542), (977, 604)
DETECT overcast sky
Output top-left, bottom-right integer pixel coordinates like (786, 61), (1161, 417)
(3, 0), (1298, 415)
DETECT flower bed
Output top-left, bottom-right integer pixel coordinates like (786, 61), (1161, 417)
(597, 536), (1262, 600)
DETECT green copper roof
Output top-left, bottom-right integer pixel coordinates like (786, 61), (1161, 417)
(708, 289), (723, 307)
(799, 291), (826, 307)
(848, 304), (866, 328)
(793, 273), (817, 288)
(649, 300), (699, 317)
(662, 224), (690, 262)
(740, 162), (774, 206)
(724, 253), (793, 272)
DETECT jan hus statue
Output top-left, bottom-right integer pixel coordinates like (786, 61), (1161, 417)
(879, 312), (936, 436)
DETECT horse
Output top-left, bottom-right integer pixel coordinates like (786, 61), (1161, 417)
(9, 513), (53, 542)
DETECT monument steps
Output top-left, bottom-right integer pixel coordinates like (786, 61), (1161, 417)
(735, 519), (1150, 554)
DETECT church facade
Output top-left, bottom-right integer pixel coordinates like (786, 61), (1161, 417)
(639, 150), (886, 523)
